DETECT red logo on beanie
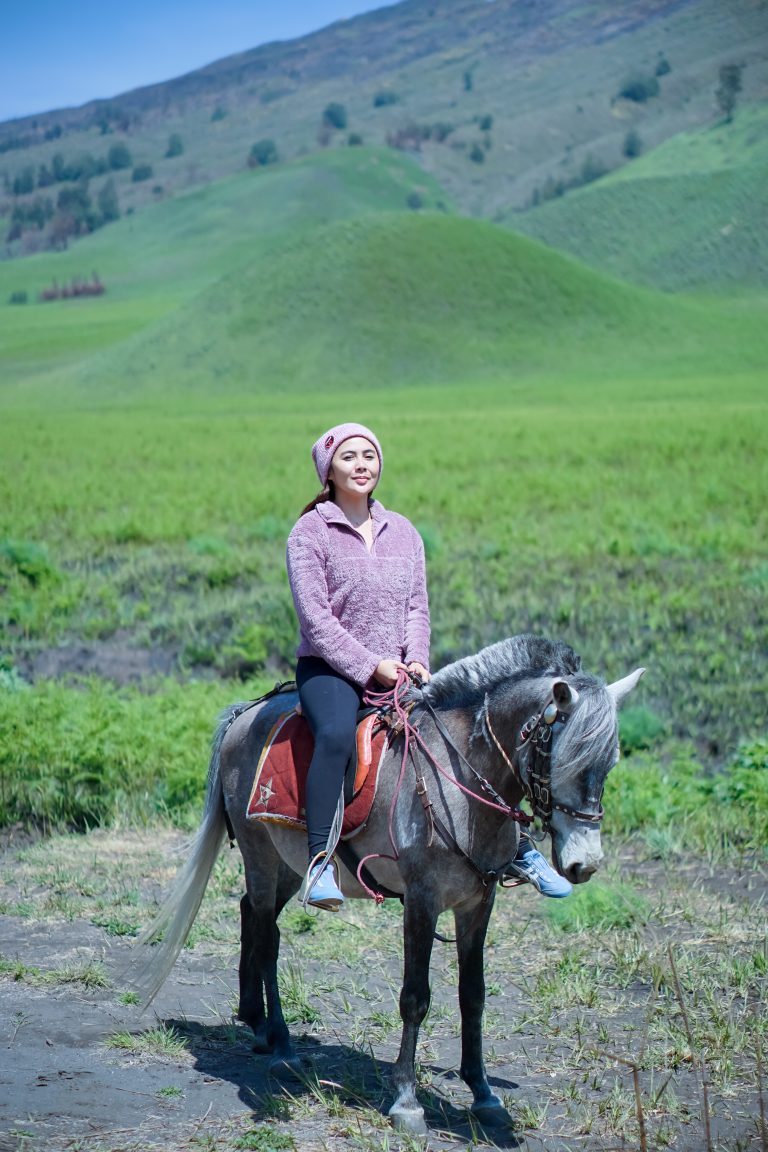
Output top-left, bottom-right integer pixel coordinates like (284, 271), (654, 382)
(324, 435), (335, 449)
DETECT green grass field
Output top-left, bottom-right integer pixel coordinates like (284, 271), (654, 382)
(1, 143), (766, 833)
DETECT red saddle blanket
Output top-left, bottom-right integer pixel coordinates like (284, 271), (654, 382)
(246, 710), (389, 839)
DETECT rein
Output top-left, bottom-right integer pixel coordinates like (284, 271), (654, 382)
(355, 671), (534, 902)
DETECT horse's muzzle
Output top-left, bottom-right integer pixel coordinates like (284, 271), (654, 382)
(563, 859), (601, 885)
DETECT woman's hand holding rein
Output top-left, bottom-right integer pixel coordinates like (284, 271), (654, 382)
(374, 659), (408, 687)
(374, 659), (431, 687)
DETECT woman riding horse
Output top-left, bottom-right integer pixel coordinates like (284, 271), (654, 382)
(286, 421), (570, 909)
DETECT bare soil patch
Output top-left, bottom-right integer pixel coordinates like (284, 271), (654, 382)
(0, 829), (765, 1151)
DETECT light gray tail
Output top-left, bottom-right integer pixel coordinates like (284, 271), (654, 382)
(126, 710), (238, 1007)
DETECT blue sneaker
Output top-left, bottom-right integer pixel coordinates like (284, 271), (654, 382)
(505, 844), (573, 898)
(301, 858), (344, 911)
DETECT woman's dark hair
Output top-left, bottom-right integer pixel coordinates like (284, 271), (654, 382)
(300, 480), (335, 516)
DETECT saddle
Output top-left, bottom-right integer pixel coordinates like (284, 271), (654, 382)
(245, 710), (390, 839)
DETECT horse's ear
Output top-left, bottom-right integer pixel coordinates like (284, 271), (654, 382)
(552, 680), (579, 712)
(606, 668), (645, 707)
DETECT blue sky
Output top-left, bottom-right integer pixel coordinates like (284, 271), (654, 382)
(0, 1), (391, 124)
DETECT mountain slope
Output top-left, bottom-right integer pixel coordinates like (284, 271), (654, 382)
(1, 0), (766, 246)
(510, 104), (768, 291)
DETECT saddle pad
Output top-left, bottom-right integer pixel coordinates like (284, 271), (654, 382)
(246, 710), (389, 839)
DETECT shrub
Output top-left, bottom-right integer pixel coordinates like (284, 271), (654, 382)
(165, 133), (184, 158)
(716, 63), (743, 123)
(97, 178), (119, 222)
(469, 142), (485, 164)
(211, 105), (228, 122)
(131, 164), (153, 183)
(655, 55), (671, 77)
(406, 191), (423, 210)
(0, 539), (57, 585)
(373, 90), (399, 107)
(618, 73), (660, 103)
(248, 139), (278, 168)
(622, 129), (643, 159)
(347, 132), (364, 147)
(9, 290), (28, 304)
(478, 114), (493, 132)
(619, 707), (668, 754)
(322, 102), (347, 131)
(107, 143), (132, 170)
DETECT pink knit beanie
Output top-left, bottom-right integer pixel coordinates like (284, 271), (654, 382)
(311, 422), (383, 486)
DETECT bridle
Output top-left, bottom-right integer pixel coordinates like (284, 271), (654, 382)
(483, 694), (605, 835)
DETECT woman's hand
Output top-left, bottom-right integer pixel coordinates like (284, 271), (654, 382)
(407, 661), (430, 684)
(374, 659), (408, 687)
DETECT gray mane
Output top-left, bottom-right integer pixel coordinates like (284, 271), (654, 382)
(424, 634), (618, 784)
(424, 634), (582, 711)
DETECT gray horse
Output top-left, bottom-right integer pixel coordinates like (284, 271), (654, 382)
(130, 634), (643, 1135)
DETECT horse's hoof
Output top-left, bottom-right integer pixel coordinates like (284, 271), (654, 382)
(470, 1098), (513, 1129)
(389, 1104), (428, 1136)
(268, 1055), (305, 1082)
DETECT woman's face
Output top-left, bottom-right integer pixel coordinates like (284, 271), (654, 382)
(328, 437), (380, 499)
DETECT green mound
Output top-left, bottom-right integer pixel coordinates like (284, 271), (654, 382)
(0, 147), (450, 392)
(33, 210), (767, 403)
(511, 106), (768, 292)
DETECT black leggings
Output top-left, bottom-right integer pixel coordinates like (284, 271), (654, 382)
(296, 656), (364, 859)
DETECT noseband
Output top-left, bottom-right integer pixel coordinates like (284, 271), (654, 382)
(484, 695), (605, 834)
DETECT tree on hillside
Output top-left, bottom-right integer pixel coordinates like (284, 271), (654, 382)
(323, 102), (347, 131)
(618, 72), (659, 103)
(716, 63), (743, 123)
(97, 178), (120, 223)
(132, 163), (154, 182)
(108, 142), (133, 171)
(55, 185), (94, 237)
(165, 133), (184, 158)
(622, 129), (643, 159)
(12, 166), (35, 196)
(248, 139), (278, 167)
(373, 90), (399, 107)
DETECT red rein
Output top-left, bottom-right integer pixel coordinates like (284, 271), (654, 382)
(355, 672), (528, 903)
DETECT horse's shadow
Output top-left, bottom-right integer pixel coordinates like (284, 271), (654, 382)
(166, 1017), (523, 1147)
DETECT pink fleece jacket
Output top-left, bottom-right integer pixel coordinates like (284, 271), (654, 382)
(286, 498), (430, 687)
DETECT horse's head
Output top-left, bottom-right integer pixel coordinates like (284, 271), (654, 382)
(510, 668), (644, 883)
(425, 635), (644, 886)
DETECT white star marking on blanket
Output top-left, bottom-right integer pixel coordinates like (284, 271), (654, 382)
(258, 777), (275, 807)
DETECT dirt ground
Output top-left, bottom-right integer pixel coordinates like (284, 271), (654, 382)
(0, 826), (766, 1152)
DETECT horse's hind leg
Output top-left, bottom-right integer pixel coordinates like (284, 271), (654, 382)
(455, 894), (512, 1128)
(237, 892), (269, 1051)
(237, 848), (302, 1077)
(389, 887), (438, 1135)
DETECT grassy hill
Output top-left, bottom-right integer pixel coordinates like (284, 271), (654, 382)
(0, 148), (449, 392)
(510, 103), (768, 291)
(2, 0), (766, 265)
(2, 147), (766, 408)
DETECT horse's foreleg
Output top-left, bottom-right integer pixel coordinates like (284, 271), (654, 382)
(389, 889), (438, 1135)
(455, 893), (512, 1128)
